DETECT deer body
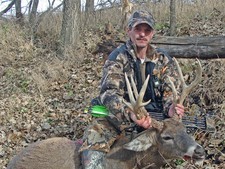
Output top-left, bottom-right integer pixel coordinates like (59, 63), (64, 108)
(7, 119), (204, 169)
(7, 137), (81, 169)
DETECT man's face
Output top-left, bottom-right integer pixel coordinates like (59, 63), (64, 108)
(127, 23), (154, 48)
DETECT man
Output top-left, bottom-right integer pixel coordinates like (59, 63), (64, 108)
(80, 10), (184, 169)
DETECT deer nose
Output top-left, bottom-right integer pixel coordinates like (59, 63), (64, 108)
(194, 145), (205, 157)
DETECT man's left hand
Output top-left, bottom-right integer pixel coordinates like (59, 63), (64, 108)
(168, 103), (184, 118)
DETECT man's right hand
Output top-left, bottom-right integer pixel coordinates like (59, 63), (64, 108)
(130, 112), (152, 129)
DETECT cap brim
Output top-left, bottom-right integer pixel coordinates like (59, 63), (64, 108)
(132, 20), (154, 29)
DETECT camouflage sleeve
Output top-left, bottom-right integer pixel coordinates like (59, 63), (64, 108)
(99, 53), (129, 124)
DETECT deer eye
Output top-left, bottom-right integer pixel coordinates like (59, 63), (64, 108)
(162, 136), (174, 141)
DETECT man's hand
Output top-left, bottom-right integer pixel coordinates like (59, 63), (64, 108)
(168, 103), (184, 118)
(130, 112), (152, 129)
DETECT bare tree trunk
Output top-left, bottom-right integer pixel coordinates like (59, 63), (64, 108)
(76, 0), (81, 22)
(121, 0), (133, 31)
(84, 0), (95, 27)
(15, 0), (24, 24)
(58, 0), (80, 59)
(29, 0), (39, 44)
(85, 0), (94, 13)
(169, 0), (176, 36)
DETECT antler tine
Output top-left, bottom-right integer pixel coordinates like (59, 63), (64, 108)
(178, 58), (202, 104)
(167, 74), (180, 121)
(124, 73), (136, 106)
(167, 75), (178, 104)
(137, 74), (151, 109)
(123, 73), (164, 130)
(124, 73), (151, 119)
(167, 58), (202, 120)
(130, 74), (139, 100)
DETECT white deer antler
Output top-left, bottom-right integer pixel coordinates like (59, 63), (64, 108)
(123, 73), (164, 130)
(167, 58), (203, 120)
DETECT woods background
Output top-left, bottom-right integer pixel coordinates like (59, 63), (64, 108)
(0, 0), (224, 168)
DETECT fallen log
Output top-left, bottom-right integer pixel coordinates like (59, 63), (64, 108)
(151, 36), (225, 59)
(97, 36), (225, 60)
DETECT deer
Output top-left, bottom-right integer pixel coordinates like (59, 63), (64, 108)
(7, 58), (204, 169)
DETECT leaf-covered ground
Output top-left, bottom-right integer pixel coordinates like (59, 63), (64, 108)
(0, 9), (225, 169)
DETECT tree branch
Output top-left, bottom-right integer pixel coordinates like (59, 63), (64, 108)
(0, 0), (17, 16)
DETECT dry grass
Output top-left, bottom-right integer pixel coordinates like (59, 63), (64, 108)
(0, 23), (31, 64)
(36, 12), (62, 49)
(88, 0), (225, 29)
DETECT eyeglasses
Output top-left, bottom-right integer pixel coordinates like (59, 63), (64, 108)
(133, 25), (153, 36)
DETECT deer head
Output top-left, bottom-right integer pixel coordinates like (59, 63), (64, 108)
(112, 118), (206, 168)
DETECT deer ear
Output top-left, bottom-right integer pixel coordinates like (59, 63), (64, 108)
(123, 131), (154, 152)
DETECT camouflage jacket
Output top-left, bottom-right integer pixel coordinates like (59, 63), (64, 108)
(99, 40), (180, 131)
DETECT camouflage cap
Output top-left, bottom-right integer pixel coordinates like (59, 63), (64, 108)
(128, 10), (155, 29)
